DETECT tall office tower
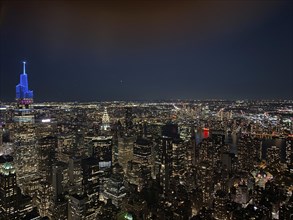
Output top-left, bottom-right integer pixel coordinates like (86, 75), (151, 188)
(57, 134), (76, 163)
(197, 161), (213, 207)
(89, 136), (113, 168)
(213, 190), (229, 220)
(101, 107), (110, 132)
(266, 145), (280, 165)
(35, 118), (57, 139)
(13, 122), (36, 190)
(15, 61), (33, 108)
(13, 62), (37, 195)
(157, 136), (173, 196)
(81, 157), (99, 217)
(68, 157), (83, 195)
(237, 137), (261, 171)
(126, 160), (151, 192)
(86, 136), (112, 200)
(221, 152), (237, 173)
(197, 138), (213, 164)
(186, 127), (197, 167)
(103, 163), (126, 207)
(146, 123), (163, 138)
(52, 162), (68, 202)
(162, 123), (180, 139)
(110, 128), (119, 164)
(0, 155), (20, 219)
(18, 194), (35, 219)
(118, 136), (135, 172)
(36, 181), (52, 218)
(74, 129), (87, 158)
(37, 136), (56, 182)
(133, 137), (153, 167)
(211, 132), (225, 146)
(153, 124), (180, 195)
(126, 137), (153, 191)
(0, 125), (3, 147)
(172, 139), (185, 176)
(49, 196), (68, 220)
(68, 194), (87, 220)
(285, 139), (292, 165)
(48, 161), (69, 218)
(125, 107), (134, 132)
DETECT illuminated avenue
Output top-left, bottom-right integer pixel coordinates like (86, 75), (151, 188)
(0, 62), (292, 220)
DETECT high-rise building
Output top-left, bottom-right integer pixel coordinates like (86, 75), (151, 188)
(133, 137), (153, 169)
(86, 136), (113, 202)
(186, 126), (196, 167)
(196, 161), (214, 207)
(103, 163), (126, 207)
(125, 107), (134, 132)
(162, 123), (180, 139)
(15, 61), (33, 107)
(68, 157), (83, 196)
(0, 155), (20, 219)
(237, 137), (261, 171)
(68, 194), (87, 220)
(266, 145), (280, 165)
(101, 107), (110, 132)
(89, 136), (112, 169)
(15, 61), (33, 98)
(37, 136), (56, 182)
(13, 61), (37, 195)
(0, 125), (3, 147)
(81, 157), (99, 208)
(36, 181), (52, 218)
(157, 136), (173, 195)
(118, 136), (135, 172)
(213, 190), (229, 220)
(52, 162), (68, 202)
(126, 137), (153, 191)
(13, 63), (35, 122)
(285, 139), (292, 165)
(172, 139), (185, 176)
(56, 134), (76, 163)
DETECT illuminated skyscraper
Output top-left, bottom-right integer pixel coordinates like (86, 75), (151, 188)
(13, 62), (37, 195)
(157, 136), (173, 195)
(14, 61), (34, 123)
(16, 61), (33, 106)
(125, 107), (133, 132)
(103, 163), (126, 207)
(0, 156), (19, 219)
(101, 107), (110, 131)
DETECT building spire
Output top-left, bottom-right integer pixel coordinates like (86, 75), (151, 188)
(23, 61), (26, 74)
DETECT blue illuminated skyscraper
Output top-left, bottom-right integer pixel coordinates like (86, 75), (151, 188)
(16, 61), (33, 104)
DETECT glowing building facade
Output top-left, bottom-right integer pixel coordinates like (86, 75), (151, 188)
(0, 156), (19, 219)
(13, 61), (37, 194)
(101, 107), (110, 131)
(16, 62), (33, 105)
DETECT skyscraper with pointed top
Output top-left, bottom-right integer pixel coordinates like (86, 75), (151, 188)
(101, 107), (110, 131)
(13, 61), (36, 193)
(16, 61), (33, 106)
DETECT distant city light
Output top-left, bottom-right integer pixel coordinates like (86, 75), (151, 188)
(41, 119), (51, 123)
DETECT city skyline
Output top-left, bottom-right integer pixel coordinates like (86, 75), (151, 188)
(0, 0), (293, 102)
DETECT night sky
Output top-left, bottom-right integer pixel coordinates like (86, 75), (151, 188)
(0, 0), (292, 102)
